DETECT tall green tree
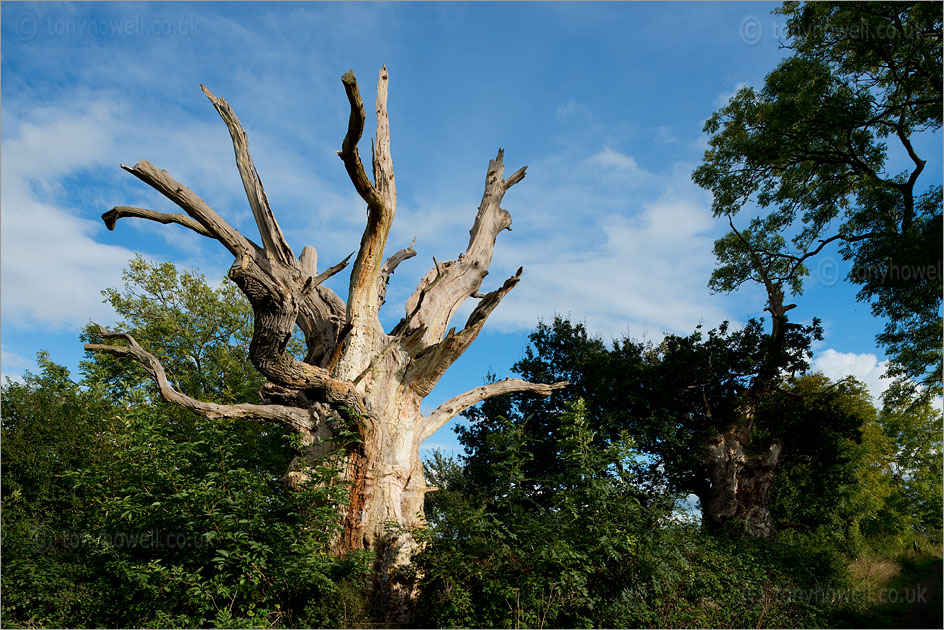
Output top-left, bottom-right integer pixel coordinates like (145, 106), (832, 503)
(421, 400), (846, 628)
(874, 383), (944, 534)
(88, 255), (268, 404)
(693, 1), (942, 392)
(766, 374), (880, 546)
(460, 314), (824, 536)
(1, 357), (118, 626)
(82, 256), (297, 480)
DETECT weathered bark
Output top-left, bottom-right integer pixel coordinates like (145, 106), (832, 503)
(87, 66), (566, 619)
(695, 222), (799, 537)
(698, 426), (782, 537)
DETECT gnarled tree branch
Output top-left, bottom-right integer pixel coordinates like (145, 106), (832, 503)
(340, 68), (397, 331)
(84, 325), (316, 434)
(407, 267), (524, 397)
(402, 149), (524, 352)
(120, 160), (253, 257)
(420, 378), (569, 441)
(102, 206), (214, 237)
(202, 85), (296, 267)
(378, 238), (416, 306)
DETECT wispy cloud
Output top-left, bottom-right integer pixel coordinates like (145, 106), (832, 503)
(713, 81), (750, 108)
(1, 101), (135, 329)
(1, 346), (33, 383)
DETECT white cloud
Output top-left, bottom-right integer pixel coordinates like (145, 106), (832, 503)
(0, 102), (136, 330)
(812, 348), (893, 402)
(462, 149), (731, 343)
(655, 125), (682, 145)
(588, 147), (655, 186)
(713, 81), (750, 107)
(556, 99), (594, 125)
(0, 85), (360, 332)
(1, 346), (33, 384)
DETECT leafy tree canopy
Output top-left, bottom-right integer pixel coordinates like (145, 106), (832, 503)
(460, 316), (822, 504)
(693, 1), (942, 391)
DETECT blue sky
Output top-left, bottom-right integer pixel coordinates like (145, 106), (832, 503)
(2, 1), (940, 456)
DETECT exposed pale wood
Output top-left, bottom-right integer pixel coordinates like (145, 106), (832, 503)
(402, 150), (522, 352)
(372, 66), (396, 214)
(340, 69), (397, 365)
(308, 252), (354, 292)
(407, 267), (525, 398)
(378, 238), (416, 306)
(121, 160), (252, 256)
(420, 378), (569, 442)
(339, 70), (385, 211)
(92, 68), (567, 617)
(202, 85), (296, 267)
(299, 245), (319, 278)
(85, 325), (315, 433)
(102, 206), (214, 237)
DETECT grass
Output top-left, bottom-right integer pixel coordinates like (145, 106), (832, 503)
(832, 540), (943, 629)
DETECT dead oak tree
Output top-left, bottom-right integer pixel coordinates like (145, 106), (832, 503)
(86, 67), (567, 581)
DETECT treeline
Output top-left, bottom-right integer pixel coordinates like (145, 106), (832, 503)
(3, 1), (942, 627)
(1, 261), (940, 627)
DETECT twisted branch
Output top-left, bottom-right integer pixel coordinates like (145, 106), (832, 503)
(420, 378), (569, 441)
(84, 325), (316, 434)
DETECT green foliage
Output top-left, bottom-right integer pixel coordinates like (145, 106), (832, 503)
(1, 357), (120, 626)
(419, 401), (846, 628)
(693, 1), (943, 390)
(1, 367), (372, 628)
(83, 255), (303, 405)
(870, 387), (943, 535)
(770, 373), (943, 557)
(461, 316), (822, 506)
(768, 375), (881, 550)
(2, 259), (373, 628)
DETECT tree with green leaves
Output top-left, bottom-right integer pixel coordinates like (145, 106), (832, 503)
(460, 313), (824, 536)
(85, 255), (269, 405)
(693, 1), (942, 392)
(1, 266), (374, 628)
(420, 399), (847, 628)
(766, 374), (880, 545)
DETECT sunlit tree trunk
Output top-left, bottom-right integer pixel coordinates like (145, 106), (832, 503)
(86, 66), (565, 620)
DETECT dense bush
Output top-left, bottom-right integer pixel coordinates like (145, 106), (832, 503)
(415, 401), (850, 628)
(1, 360), (373, 628)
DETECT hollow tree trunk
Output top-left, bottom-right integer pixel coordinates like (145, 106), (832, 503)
(85, 66), (566, 621)
(699, 425), (781, 537)
(693, 224), (798, 537)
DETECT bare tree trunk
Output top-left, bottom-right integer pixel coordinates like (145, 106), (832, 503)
(86, 66), (566, 621)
